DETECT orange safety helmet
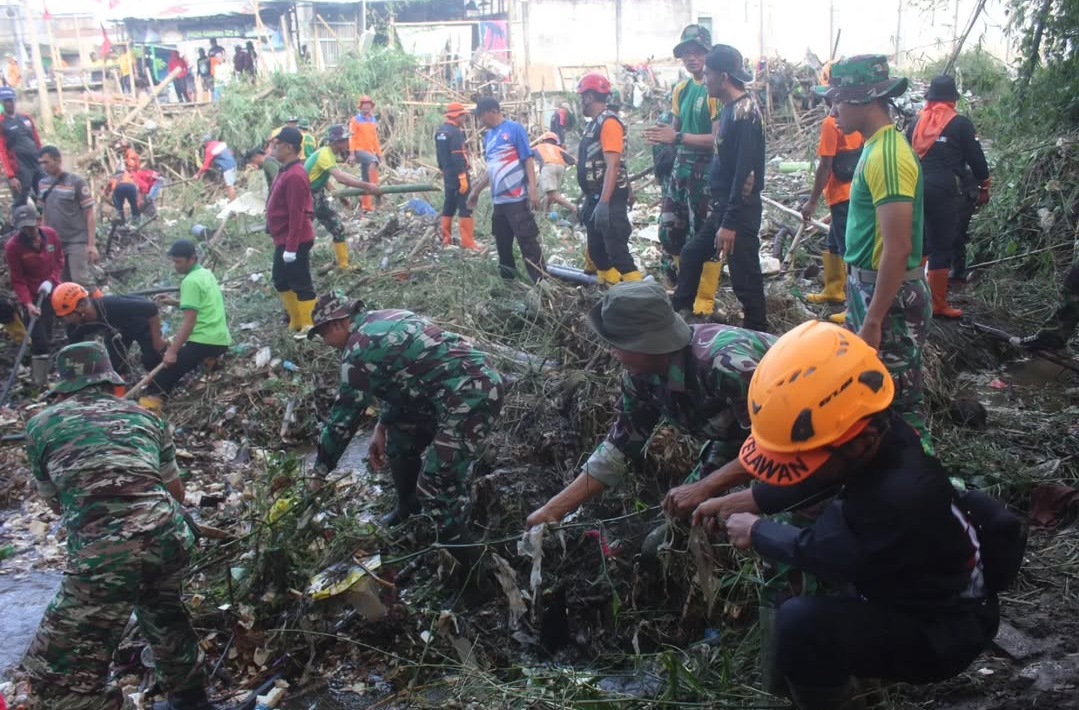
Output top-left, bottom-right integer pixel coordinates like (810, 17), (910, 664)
(539, 131), (560, 144)
(357, 94), (374, 108)
(52, 282), (89, 317)
(739, 321), (894, 486)
(576, 72), (611, 96)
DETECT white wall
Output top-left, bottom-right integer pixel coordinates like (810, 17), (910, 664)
(521, 0), (694, 90)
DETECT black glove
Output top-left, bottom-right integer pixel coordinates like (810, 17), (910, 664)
(592, 201), (612, 233)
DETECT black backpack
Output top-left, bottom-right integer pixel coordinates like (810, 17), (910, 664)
(955, 489), (1027, 592)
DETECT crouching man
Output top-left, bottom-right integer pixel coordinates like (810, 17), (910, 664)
(526, 280), (774, 529)
(694, 321), (1000, 709)
(21, 341), (219, 710)
(307, 292), (505, 569)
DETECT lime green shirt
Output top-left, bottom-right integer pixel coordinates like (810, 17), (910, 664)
(844, 124), (924, 270)
(671, 77), (719, 157)
(305, 146), (337, 192)
(179, 263), (231, 346)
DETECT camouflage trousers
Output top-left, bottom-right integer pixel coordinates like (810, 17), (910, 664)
(313, 188), (347, 243)
(22, 525), (205, 710)
(845, 270), (933, 452)
(659, 154), (712, 268)
(384, 377), (505, 533)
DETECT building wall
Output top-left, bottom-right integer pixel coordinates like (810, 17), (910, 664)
(521, 0), (693, 90)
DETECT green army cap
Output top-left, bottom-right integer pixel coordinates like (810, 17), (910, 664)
(588, 280), (692, 355)
(674, 24), (712, 58)
(50, 341), (125, 396)
(309, 291), (365, 340)
(814, 54), (908, 104)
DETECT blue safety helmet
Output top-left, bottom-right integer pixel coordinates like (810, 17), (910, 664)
(0, 87), (16, 101)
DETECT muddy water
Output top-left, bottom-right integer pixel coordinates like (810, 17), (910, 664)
(957, 356), (1077, 413)
(0, 570), (62, 677)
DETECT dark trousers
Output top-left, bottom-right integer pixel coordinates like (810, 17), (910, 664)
(826, 200), (850, 256)
(146, 341), (228, 397)
(672, 205), (767, 331)
(12, 165), (44, 207)
(441, 179), (473, 218)
(113, 183), (140, 221)
(492, 200), (545, 282)
(776, 594), (999, 688)
(582, 196), (636, 274)
(271, 242), (315, 300)
(923, 186), (959, 271)
(172, 78), (190, 102)
(25, 298), (55, 356)
(70, 323), (161, 377)
(953, 194), (977, 278)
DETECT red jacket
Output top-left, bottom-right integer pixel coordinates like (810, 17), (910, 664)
(0, 112), (41, 179)
(266, 159), (314, 252)
(5, 226), (64, 305)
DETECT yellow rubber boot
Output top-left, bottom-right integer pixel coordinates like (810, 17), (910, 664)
(293, 297), (316, 338)
(693, 260), (722, 315)
(333, 241), (350, 270)
(583, 248), (597, 274)
(278, 290), (299, 331)
(620, 270), (643, 281)
(598, 268), (621, 286)
(806, 251), (846, 304)
(3, 318), (26, 341)
(138, 395), (163, 413)
(828, 311), (847, 324)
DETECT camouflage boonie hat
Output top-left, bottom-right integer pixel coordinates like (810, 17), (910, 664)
(674, 24), (712, 58)
(588, 280), (692, 355)
(326, 124), (348, 143)
(297, 118), (311, 129)
(308, 291), (365, 340)
(50, 341), (125, 396)
(814, 54), (908, 104)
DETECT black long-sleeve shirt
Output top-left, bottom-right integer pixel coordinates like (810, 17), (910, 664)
(906, 114), (989, 193)
(751, 410), (982, 605)
(709, 93), (766, 231)
(435, 121), (469, 183)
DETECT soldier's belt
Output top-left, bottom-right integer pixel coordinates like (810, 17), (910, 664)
(847, 265), (925, 283)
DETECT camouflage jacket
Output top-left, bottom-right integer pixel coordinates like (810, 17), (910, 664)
(316, 310), (503, 472)
(25, 390), (188, 568)
(584, 324), (776, 488)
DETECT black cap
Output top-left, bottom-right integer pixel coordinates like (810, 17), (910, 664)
(275, 126), (303, 150)
(925, 75), (960, 102)
(167, 239), (197, 259)
(705, 44), (753, 84)
(243, 146), (265, 161)
(474, 96), (501, 115)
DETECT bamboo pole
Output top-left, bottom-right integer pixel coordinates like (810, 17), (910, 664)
(22, 0), (53, 133)
(116, 67), (182, 129)
(280, 14), (294, 73)
(44, 21), (64, 115)
(250, 0), (272, 76)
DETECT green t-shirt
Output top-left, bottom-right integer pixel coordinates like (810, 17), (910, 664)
(672, 77), (719, 156)
(179, 263), (232, 346)
(844, 124), (924, 270)
(305, 146), (337, 192)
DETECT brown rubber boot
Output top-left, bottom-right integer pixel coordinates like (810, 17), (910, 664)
(928, 269), (962, 318)
(440, 216), (453, 245)
(458, 217), (482, 250)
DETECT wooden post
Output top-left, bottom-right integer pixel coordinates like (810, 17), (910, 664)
(82, 83), (91, 149)
(22, 0), (53, 133)
(312, 21), (322, 71)
(251, 0), (272, 76)
(280, 14), (294, 72)
(44, 20), (65, 116)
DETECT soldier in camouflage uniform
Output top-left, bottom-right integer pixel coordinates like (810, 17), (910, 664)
(307, 292), (504, 554)
(817, 55), (933, 452)
(526, 280), (775, 528)
(21, 342), (217, 710)
(645, 25), (719, 284)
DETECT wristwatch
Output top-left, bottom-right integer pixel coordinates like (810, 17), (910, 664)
(674, 132), (684, 145)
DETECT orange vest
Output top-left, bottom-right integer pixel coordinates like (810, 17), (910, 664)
(348, 113), (381, 154)
(535, 142), (565, 166)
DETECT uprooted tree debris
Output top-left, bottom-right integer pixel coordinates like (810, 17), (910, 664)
(1, 36), (1079, 710)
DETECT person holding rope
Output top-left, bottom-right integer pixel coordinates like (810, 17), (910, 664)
(51, 282), (166, 378)
(526, 281), (774, 529)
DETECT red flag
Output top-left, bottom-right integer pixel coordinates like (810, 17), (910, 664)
(42, 2), (51, 20)
(100, 24), (112, 56)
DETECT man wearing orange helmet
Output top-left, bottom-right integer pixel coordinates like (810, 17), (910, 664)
(348, 95), (382, 212)
(532, 131), (576, 216)
(576, 72), (639, 284)
(693, 321), (1001, 709)
(51, 282), (166, 377)
(434, 102), (480, 249)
